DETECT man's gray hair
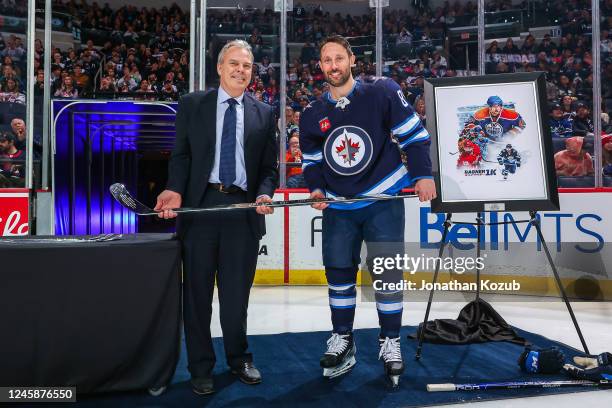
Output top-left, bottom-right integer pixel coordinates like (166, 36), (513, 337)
(217, 40), (254, 65)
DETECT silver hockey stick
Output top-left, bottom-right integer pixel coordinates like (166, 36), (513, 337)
(427, 379), (607, 392)
(109, 183), (417, 216)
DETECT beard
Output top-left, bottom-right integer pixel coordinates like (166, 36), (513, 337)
(324, 67), (351, 87)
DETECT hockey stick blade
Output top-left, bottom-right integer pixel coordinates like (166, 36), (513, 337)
(427, 379), (606, 392)
(109, 183), (417, 216)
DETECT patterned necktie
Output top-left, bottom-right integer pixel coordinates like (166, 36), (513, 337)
(220, 98), (238, 187)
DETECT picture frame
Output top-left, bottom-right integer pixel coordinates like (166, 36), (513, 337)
(424, 72), (559, 213)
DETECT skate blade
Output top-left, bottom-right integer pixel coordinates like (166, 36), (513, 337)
(323, 356), (356, 379)
(388, 375), (400, 388)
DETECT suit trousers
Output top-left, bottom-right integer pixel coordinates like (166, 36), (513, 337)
(181, 187), (259, 378)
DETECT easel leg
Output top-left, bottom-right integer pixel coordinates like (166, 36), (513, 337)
(415, 213), (452, 360)
(529, 210), (590, 354)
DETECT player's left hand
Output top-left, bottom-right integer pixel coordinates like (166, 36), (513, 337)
(255, 195), (274, 215)
(414, 178), (437, 202)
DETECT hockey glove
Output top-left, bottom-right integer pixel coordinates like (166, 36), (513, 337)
(563, 352), (612, 382)
(516, 162), (521, 167)
(518, 346), (565, 374)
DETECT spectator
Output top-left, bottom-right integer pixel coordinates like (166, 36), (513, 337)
(286, 110), (300, 141)
(549, 103), (573, 138)
(414, 95), (426, 127)
(537, 34), (557, 54)
(561, 94), (575, 119)
(99, 76), (117, 94)
(10, 118), (26, 151)
(0, 78), (25, 104)
(573, 103), (595, 136)
(72, 64), (91, 94)
(54, 76), (79, 98)
(279, 106), (293, 134)
(0, 132), (26, 186)
(116, 66), (138, 91)
(285, 134), (306, 188)
(160, 80), (177, 99)
(34, 70), (45, 97)
(502, 37), (520, 54)
(554, 136), (594, 176)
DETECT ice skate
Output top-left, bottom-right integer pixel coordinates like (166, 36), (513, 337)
(320, 333), (356, 378)
(379, 337), (404, 388)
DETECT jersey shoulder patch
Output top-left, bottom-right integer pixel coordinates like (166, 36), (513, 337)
(473, 107), (490, 120)
(500, 109), (520, 120)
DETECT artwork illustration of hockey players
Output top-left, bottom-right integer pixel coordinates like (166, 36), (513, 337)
(299, 35), (436, 387)
(468, 95), (526, 141)
(497, 143), (522, 180)
(457, 138), (482, 168)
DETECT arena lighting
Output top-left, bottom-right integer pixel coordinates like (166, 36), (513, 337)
(52, 100), (178, 235)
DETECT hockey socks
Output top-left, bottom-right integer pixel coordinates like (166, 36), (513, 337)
(326, 267), (357, 334)
(376, 289), (403, 338)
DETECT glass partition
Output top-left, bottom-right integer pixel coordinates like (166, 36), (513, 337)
(0, 0), (29, 189)
(484, 0), (596, 188)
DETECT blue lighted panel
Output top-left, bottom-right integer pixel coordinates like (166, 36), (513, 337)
(52, 100), (178, 235)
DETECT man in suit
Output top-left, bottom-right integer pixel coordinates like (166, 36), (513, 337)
(155, 40), (278, 395)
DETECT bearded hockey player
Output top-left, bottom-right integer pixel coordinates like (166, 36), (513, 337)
(497, 143), (521, 180)
(299, 35), (436, 387)
(469, 96), (526, 140)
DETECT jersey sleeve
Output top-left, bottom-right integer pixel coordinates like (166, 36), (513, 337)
(381, 78), (433, 181)
(298, 106), (326, 192)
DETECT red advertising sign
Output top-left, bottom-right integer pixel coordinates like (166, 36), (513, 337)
(0, 189), (29, 236)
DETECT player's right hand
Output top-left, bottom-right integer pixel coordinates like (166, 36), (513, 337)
(310, 189), (328, 211)
(154, 190), (182, 219)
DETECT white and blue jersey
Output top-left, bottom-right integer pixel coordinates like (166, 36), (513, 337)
(299, 78), (432, 210)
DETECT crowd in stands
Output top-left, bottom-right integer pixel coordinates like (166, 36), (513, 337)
(4, 0), (191, 103)
(1, 0), (611, 187)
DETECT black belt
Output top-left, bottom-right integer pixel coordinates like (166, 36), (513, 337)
(208, 183), (243, 194)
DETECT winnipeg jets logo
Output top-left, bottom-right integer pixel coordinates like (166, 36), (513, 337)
(324, 125), (373, 175)
(335, 97), (351, 110)
(335, 129), (360, 164)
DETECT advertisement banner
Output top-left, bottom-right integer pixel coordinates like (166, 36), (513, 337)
(0, 190), (29, 236)
(263, 192), (611, 278)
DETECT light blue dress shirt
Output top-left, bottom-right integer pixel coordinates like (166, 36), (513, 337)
(209, 86), (247, 190)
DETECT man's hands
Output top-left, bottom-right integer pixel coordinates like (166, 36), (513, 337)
(310, 189), (328, 211)
(414, 178), (437, 202)
(256, 195), (274, 215)
(154, 190), (182, 219)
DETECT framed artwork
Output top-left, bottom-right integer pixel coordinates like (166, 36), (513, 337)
(424, 72), (559, 213)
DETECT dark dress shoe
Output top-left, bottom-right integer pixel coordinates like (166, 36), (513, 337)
(231, 362), (262, 384)
(191, 377), (214, 395)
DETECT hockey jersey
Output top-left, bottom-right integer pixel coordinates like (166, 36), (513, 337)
(497, 148), (521, 165)
(457, 139), (482, 167)
(299, 78), (432, 209)
(549, 117), (573, 138)
(469, 107), (526, 140)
